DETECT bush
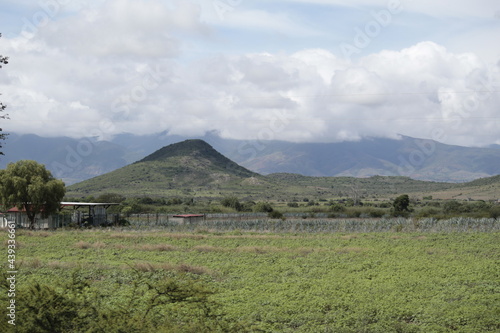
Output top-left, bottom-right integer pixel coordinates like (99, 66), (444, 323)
(96, 193), (126, 203)
(329, 203), (346, 213)
(268, 210), (284, 219)
(443, 200), (464, 215)
(221, 196), (242, 211)
(415, 207), (441, 218)
(167, 197), (183, 205)
(367, 208), (385, 218)
(0, 271), (240, 333)
(254, 202), (274, 213)
(490, 205), (500, 219)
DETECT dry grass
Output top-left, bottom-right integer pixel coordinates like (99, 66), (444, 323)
(295, 247), (315, 256)
(177, 263), (212, 275)
(74, 241), (107, 249)
(17, 230), (51, 237)
(108, 232), (143, 239)
(130, 262), (157, 272)
(335, 247), (370, 254)
(139, 243), (177, 252)
(74, 241), (92, 249)
(235, 246), (294, 254)
(3, 239), (23, 248)
(159, 232), (206, 240)
(92, 241), (107, 249)
(25, 258), (43, 268)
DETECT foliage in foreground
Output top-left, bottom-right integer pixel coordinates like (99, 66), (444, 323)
(2, 226), (499, 332)
(0, 269), (242, 333)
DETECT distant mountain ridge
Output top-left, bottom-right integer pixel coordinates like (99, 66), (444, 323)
(1, 132), (500, 184)
(225, 135), (500, 182)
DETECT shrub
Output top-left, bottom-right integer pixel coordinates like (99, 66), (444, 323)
(368, 208), (385, 218)
(268, 210), (284, 219)
(254, 202), (274, 213)
(329, 203), (346, 212)
(0, 271), (239, 332)
(490, 205), (500, 219)
(221, 196), (242, 211)
(443, 200), (464, 215)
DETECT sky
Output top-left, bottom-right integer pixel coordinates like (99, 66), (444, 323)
(0, 0), (499, 147)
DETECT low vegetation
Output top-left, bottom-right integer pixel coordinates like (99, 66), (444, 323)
(1, 223), (499, 332)
(65, 191), (500, 220)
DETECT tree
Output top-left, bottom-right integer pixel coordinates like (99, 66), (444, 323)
(392, 194), (410, 217)
(220, 195), (242, 211)
(253, 201), (273, 213)
(0, 160), (65, 229)
(0, 33), (9, 156)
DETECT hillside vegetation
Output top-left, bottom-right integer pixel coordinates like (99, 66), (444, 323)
(67, 140), (500, 204)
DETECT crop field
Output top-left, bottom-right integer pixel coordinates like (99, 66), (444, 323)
(1, 219), (499, 332)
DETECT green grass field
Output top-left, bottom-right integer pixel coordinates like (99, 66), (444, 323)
(2, 222), (499, 332)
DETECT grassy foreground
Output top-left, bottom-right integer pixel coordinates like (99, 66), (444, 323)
(2, 224), (499, 332)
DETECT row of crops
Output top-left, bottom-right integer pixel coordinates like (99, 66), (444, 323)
(124, 215), (500, 232)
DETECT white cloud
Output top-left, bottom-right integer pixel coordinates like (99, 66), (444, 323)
(274, 0), (499, 19)
(1, 1), (499, 147)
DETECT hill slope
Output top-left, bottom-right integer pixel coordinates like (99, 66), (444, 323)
(67, 140), (266, 197)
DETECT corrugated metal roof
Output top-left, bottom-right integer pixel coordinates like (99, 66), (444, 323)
(172, 214), (205, 218)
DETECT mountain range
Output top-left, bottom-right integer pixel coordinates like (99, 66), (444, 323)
(65, 139), (500, 201)
(1, 132), (500, 185)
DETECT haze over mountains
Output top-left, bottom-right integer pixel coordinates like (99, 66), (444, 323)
(2, 132), (500, 185)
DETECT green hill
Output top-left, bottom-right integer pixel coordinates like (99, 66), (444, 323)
(422, 174), (500, 200)
(67, 140), (268, 198)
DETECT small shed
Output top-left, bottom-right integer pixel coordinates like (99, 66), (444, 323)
(171, 214), (205, 224)
(61, 202), (119, 227)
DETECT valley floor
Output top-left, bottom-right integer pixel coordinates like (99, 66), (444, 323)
(2, 220), (499, 332)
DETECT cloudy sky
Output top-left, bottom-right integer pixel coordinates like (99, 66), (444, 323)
(0, 0), (499, 146)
